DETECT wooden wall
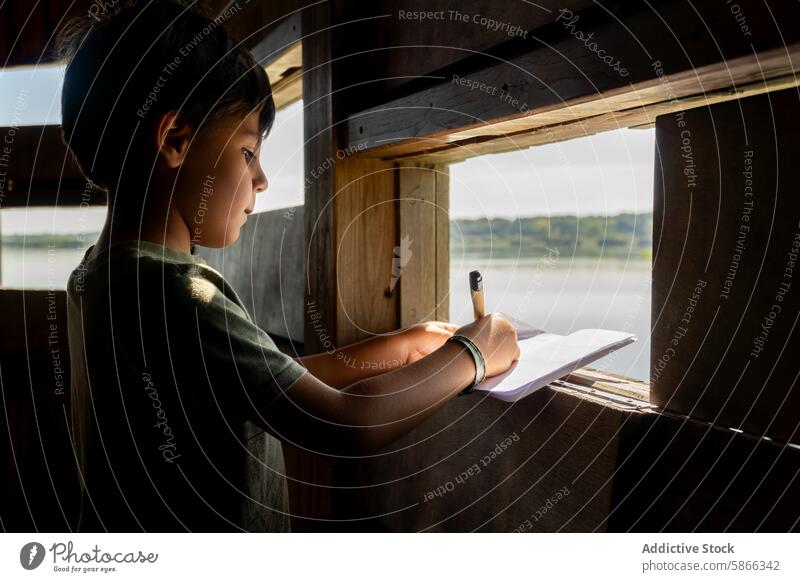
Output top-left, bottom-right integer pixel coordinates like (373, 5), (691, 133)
(0, 290), (78, 531)
(198, 206), (306, 343)
(652, 88), (800, 444)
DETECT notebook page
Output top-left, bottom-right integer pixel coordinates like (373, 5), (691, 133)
(475, 329), (636, 402)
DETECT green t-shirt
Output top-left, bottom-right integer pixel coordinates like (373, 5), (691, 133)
(66, 240), (308, 532)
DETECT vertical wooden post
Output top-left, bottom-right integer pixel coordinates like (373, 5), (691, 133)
(289, 1), (399, 530)
(651, 88), (800, 442)
(333, 158), (397, 345)
(302, 0), (337, 357)
(398, 163), (450, 326)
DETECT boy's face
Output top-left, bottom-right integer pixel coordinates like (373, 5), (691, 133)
(174, 111), (267, 248)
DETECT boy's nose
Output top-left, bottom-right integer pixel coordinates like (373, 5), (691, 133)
(254, 170), (268, 193)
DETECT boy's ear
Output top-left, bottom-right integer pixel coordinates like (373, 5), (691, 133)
(155, 110), (193, 168)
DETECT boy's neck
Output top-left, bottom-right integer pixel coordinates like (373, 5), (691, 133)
(94, 191), (193, 256)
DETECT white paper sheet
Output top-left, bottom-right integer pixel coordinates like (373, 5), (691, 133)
(475, 327), (637, 402)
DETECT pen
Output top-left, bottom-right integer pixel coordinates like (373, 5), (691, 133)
(470, 270), (484, 320)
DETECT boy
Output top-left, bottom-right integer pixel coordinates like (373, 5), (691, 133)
(60, 0), (519, 532)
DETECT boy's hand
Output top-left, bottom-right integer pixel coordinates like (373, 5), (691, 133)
(402, 321), (459, 365)
(453, 313), (520, 377)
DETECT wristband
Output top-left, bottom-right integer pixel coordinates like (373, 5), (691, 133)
(446, 334), (486, 396)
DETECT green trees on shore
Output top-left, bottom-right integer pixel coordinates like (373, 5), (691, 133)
(451, 213), (652, 258)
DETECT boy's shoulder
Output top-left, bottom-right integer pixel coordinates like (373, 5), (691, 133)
(68, 241), (233, 310)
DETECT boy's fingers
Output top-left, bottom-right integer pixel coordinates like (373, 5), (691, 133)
(427, 321), (458, 332)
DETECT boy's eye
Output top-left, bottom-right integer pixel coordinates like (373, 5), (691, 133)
(242, 147), (255, 162)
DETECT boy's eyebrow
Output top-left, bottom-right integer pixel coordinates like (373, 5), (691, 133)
(244, 129), (263, 148)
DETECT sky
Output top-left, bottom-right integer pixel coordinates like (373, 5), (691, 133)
(0, 65), (654, 234)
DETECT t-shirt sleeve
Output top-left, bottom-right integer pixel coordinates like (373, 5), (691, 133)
(163, 265), (308, 422)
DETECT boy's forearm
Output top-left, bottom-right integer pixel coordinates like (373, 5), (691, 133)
(295, 333), (406, 389)
(337, 341), (476, 452)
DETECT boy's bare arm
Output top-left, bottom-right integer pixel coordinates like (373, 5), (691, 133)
(294, 333), (407, 389)
(260, 340), (476, 455)
(294, 322), (456, 389)
(258, 314), (519, 455)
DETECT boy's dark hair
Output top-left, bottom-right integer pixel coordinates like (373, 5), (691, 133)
(57, 0), (275, 192)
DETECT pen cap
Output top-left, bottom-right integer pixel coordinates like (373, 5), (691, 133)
(469, 270), (483, 292)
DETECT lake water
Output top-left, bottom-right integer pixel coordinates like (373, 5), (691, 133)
(450, 257), (651, 380)
(2, 248), (651, 380)
(1, 247), (90, 290)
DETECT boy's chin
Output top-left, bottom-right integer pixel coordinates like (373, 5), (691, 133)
(195, 228), (242, 249)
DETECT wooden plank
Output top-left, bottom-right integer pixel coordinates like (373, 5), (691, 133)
(307, 384), (628, 532)
(397, 163), (450, 325)
(0, 289), (67, 359)
(248, 12), (302, 68)
(222, 0), (307, 56)
(0, 125), (83, 198)
(302, 1), (338, 355)
(342, 1), (800, 160)
(298, 382), (800, 532)
(334, 157), (397, 345)
(1, 125), (89, 209)
(387, 72), (800, 164)
(266, 46), (303, 110)
(287, 0), (339, 531)
(196, 206), (306, 342)
(398, 164), (437, 327)
(334, 0), (593, 115)
(1, 364), (78, 531)
(651, 88), (800, 444)
(1, 179), (106, 208)
(289, 2), (398, 529)
(434, 165), (450, 321)
(609, 409), (800, 532)
(271, 67), (303, 110)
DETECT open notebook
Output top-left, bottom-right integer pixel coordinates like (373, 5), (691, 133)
(474, 319), (637, 402)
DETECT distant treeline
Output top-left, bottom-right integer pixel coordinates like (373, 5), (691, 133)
(451, 213), (653, 258)
(2, 212), (653, 259)
(0, 233), (100, 249)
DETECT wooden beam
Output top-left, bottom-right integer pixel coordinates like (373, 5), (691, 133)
(342, 1), (800, 161)
(266, 45), (303, 110)
(214, 2), (305, 110)
(0, 125), (93, 209)
(302, 1), (338, 356)
(247, 11), (302, 68)
(334, 0), (594, 115)
(387, 71), (800, 164)
(290, 2), (398, 529)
